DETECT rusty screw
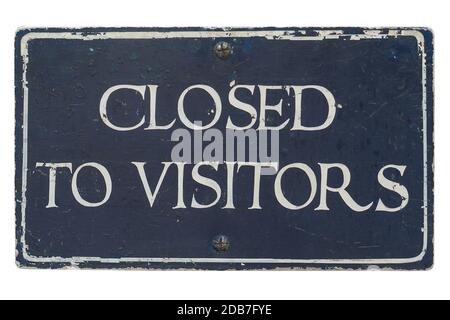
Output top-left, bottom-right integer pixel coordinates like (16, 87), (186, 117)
(212, 235), (230, 252)
(214, 42), (233, 60)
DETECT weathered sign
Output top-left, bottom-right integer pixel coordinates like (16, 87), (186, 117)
(15, 28), (434, 270)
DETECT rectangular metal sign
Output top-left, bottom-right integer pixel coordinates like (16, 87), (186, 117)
(15, 28), (434, 270)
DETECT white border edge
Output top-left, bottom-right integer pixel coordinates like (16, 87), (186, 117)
(18, 29), (431, 266)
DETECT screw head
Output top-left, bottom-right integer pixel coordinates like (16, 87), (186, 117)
(212, 235), (231, 252)
(214, 41), (233, 60)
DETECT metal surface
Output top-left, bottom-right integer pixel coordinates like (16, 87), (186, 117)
(15, 28), (434, 270)
(214, 41), (233, 60)
(212, 235), (231, 253)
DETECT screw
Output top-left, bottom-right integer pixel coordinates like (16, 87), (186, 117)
(212, 235), (230, 252)
(214, 42), (233, 60)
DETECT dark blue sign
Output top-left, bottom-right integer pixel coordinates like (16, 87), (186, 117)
(15, 28), (434, 270)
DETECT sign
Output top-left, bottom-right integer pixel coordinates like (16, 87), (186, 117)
(15, 28), (434, 270)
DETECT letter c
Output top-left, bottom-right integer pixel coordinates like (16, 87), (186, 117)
(99, 85), (146, 131)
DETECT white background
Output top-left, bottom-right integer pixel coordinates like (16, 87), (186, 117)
(0, 0), (447, 300)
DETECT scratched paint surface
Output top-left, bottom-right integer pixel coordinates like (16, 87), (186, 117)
(15, 28), (434, 270)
